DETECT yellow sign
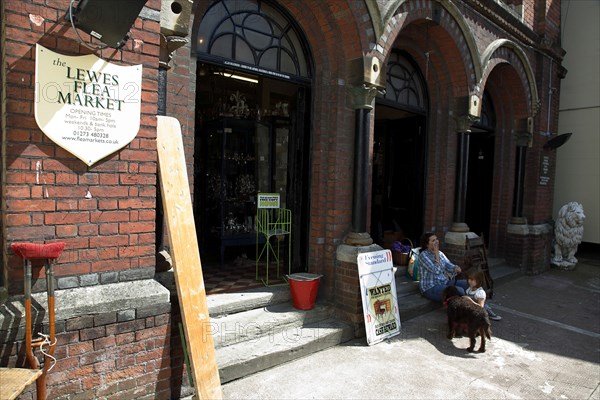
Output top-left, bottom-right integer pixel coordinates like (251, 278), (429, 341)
(257, 193), (280, 209)
(34, 44), (142, 166)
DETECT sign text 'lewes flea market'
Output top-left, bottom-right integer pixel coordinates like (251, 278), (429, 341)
(34, 44), (142, 166)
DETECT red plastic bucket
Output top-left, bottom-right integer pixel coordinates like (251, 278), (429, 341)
(287, 273), (322, 310)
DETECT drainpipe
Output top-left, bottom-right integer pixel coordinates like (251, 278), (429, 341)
(156, 66), (167, 255)
(156, 4), (190, 265)
(158, 69), (167, 117)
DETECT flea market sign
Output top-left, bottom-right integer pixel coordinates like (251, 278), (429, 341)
(34, 44), (142, 166)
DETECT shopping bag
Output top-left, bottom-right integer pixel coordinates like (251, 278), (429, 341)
(406, 247), (421, 281)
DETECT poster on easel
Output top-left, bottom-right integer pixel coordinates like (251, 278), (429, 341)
(357, 249), (401, 345)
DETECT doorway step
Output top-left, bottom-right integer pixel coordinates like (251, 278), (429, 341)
(207, 287), (354, 384)
(169, 257), (520, 391)
(394, 256), (522, 319)
(208, 257), (520, 384)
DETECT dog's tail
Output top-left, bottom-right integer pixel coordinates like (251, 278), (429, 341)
(484, 315), (492, 339)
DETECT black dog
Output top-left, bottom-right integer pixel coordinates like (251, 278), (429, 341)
(442, 285), (492, 352)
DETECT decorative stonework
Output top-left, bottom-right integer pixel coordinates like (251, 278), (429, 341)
(456, 114), (479, 132)
(159, 34), (189, 70)
(551, 202), (585, 270)
(346, 83), (385, 110)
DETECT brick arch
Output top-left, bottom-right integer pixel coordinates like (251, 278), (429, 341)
(278, 0), (372, 72)
(484, 63), (529, 123)
(479, 39), (540, 118)
(483, 67), (526, 254)
(190, 0), (373, 282)
(191, 0), (372, 81)
(377, 22), (471, 237)
(272, 1), (374, 281)
(376, 0), (481, 97)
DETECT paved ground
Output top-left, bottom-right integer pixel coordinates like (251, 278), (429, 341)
(222, 251), (600, 399)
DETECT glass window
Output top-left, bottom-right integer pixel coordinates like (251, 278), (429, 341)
(196, 0), (310, 80)
(379, 51), (427, 113)
(235, 38), (255, 64)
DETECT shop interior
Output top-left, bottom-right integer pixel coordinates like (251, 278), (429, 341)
(193, 64), (310, 293)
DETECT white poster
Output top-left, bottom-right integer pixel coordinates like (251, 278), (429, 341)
(34, 44), (142, 166)
(357, 249), (401, 345)
(257, 193), (280, 209)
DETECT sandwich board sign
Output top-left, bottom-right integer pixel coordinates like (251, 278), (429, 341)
(357, 249), (401, 345)
(34, 44), (142, 166)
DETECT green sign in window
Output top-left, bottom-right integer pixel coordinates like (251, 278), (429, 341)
(258, 193), (280, 208)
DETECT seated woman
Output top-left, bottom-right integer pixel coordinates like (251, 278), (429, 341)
(418, 232), (469, 302)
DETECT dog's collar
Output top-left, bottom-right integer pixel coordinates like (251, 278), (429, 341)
(443, 295), (458, 308)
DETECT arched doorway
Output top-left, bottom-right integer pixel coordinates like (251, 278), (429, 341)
(192, 0), (313, 292)
(465, 90), (496, 244)
(372, 50), (428, 246)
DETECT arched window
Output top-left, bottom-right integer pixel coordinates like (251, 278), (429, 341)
(378, 50), (427, 114)
(196, 0), (311, 82)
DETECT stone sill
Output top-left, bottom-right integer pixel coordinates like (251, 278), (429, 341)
(0, 279), (170, 330)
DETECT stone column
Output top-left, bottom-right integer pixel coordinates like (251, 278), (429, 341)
(450, 115), (477, 233)
(511, 130), (532, 225)
(446, 115), (478, 264)
(335, 56), (386, 337)
(506, 125), (553, 275)
(511, 145), (527, 224)
(344, 84), (382, 246)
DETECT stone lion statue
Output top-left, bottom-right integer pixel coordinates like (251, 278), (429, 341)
(552, 201), (585, 269)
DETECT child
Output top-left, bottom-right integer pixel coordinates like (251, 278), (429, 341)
(466, 269), (502, 321)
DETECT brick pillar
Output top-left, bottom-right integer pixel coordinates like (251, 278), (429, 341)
(443, 231), (478, 266)
(507, 223), (553, 275)
(335, 243), (382, 338)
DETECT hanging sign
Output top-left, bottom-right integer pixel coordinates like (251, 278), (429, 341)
(357, 249), (401, 345)
(34, 44), (142, 166)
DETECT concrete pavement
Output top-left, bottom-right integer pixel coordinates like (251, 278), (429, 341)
(221, 251), (600, 399)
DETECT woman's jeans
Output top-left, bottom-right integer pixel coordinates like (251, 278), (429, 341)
(422, 280), (469, 302)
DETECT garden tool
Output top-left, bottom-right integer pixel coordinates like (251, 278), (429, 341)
(11, 242), (65, 400)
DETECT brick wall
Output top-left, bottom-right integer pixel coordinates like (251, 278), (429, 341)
(0, 1), (179, 398)
(0, 302), (174, 399)
(334, 260), (365, 338)
(506, 223), (553, 275)
(1, 0), (565, 398)
(2, 0), (161, 296)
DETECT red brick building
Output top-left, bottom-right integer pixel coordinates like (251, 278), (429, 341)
(1, 0), (565, 398)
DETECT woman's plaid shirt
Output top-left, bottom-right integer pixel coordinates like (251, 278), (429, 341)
(418, 249), (457, 293)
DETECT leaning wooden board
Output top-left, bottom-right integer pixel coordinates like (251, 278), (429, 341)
(156, 116), (222, 399)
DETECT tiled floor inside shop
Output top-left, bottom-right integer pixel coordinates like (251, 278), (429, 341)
(202, 255), (288, 295)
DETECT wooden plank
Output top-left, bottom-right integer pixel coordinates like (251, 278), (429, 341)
(156, 116), (222, 399)
(0, 368), (42, 400)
